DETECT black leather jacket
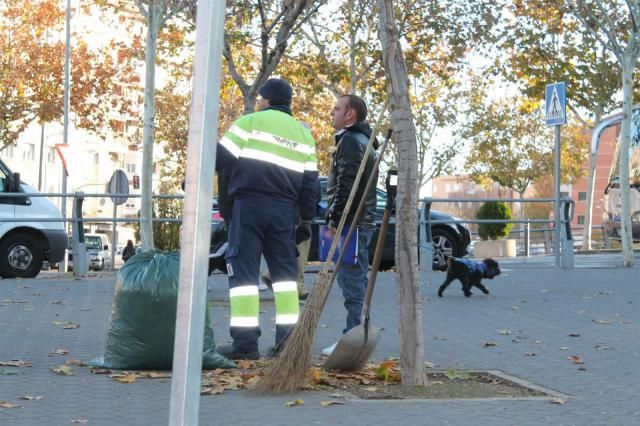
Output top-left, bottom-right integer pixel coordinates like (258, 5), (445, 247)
(326, 122), (378, 229)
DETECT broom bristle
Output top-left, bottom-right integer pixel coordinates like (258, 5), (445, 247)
(254, 272), (332, 393)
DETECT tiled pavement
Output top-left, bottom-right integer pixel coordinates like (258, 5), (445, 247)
(0, 254), (639, 426)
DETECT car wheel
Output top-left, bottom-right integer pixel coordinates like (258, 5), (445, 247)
(0, 234), (44, 279)
(431, 228), (458, 270)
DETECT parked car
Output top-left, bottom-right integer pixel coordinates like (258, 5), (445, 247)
(208, 177), (470, 274)
(0, 158), (67, 278)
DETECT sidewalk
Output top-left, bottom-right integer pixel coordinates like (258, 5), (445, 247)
(1, 254), (639, 425)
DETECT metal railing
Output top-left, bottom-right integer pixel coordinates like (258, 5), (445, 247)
(418, 197), (576, 270)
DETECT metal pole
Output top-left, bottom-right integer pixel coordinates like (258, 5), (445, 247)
(169, 1), (225, 425)
(554, 125), (561, 268)
(524, 222), (530, 257)
(60, 0), (72, 272)
(111, 203), (117, 271)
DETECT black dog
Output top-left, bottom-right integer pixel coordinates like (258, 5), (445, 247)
(437, 258), (500, 298)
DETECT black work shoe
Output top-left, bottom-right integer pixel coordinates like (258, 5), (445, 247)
(217, 344), (260, 360)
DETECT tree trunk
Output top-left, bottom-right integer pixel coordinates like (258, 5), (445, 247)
(377, 0), (424, 386)
(139, 3), (161, 252)
(582, 106), (602, 251)
(619, 56), (635, 267)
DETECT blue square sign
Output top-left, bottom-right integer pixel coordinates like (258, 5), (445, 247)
(545, 82), (567, 126)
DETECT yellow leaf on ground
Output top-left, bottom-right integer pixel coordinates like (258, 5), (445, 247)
(110, 372), (139, 383)
(0, 401), (20, 408)
(284, 399), (304, 407)
(569, 355), (584, 364)
(51, 365), (73, 375)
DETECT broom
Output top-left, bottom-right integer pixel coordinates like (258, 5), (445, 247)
(255, 120), (392, 393)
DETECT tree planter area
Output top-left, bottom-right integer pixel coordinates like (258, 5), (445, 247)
(474, 239), (517, 258)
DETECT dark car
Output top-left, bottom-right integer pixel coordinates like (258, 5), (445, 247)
(208, 177), (470, 274)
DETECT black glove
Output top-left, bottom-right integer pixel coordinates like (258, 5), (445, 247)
(295, 221), (312, 244)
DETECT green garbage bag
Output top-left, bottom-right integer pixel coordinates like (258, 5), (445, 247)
(89, 251), (234, 370)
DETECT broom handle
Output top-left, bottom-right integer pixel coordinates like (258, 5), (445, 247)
(321, 100), (389, 272)
(362, 202), (392, 322)
(328, 129), (393, 283)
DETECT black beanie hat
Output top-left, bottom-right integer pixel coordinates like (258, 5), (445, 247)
(258, 78), (293, 107)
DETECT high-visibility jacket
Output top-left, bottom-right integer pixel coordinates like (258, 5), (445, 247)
(216, 109), (319, 221)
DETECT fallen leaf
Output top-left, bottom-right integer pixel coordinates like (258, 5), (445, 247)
(320, 400), (345, 407)
(235, 360), (254, 369)
(18, 395), (43, 401)
(0, 299), (27, 304)
(0, 369), (23, 376)
(598, 291), (612, 295)
(62, 323), (80, 329)
(519, 299), (528, 303)
(569, 333), (580, 337)
(424, 361), (434, 368)
(49, 300), (65, 305)
(79, 308), (92, 312)
(109, 372), (138, 383)
(51, 321), (64, 326)
(330, 393), (345, 398)
(550, 398), (567, 404)
(0, 359), (32, 367)
(284, 399), (304, 407)
(534, 340), (544, 345)
(541, 289), (549, 293)
(498, 329), (512, 335)
(511, 306), (520, 310)
(319, 324), (328, 328)
(525, 353), (536, 356)
(512, 338), (521, 343)
(430, 381), (443, 385)
(577, 310), (585, 314)
(50, 349), (70, 356)
(568, 355), (584, 364)
(594, 344), (611, 350)
(0, 401), (20, 408)
(65, 359), (85, 367)
(592, 319), (612, 325)
(145, 372), (171, 379)
(560, 347), (570, 351)
(484, 341), (499, 347)
(70, 419), (88, 424)
(51, 365), (73, 375)
(434, 336), (447, 341)
(201, 386), (224, 395)
(89, 368), (112, 375)
(31, 292), (42, 296)
(578, 367), (587, 371)
(362, 387), (378, 392)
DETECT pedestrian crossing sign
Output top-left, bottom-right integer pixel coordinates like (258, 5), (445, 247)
(545, 82), (567, 126)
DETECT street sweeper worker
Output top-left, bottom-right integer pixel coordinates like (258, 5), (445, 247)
(215, 78), (319, 360)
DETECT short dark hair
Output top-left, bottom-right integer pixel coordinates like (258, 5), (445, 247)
(341, 94), (367, 122)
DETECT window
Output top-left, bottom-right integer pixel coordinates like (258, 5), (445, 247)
(578, 192), (586, 201)
(23, 144), (35, 161)
(560, 191), (570, 198)
(47, 147), (56, 163)
(94, 153), (100, 165)
(109, 152), (124, 168)
(4, 144), (14, 158)
(445, 184), (451, 192)
(577, 215), (585, 225)
(126, 163), (136, 174)
(0, 168), (7, 192)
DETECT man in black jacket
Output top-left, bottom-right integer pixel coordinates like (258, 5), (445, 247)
(323, 94), (378, 356)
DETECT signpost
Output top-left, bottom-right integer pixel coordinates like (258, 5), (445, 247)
(545, 82), (567, 268)
(168, 2), (225, 425)
(107, 170), (129, 270)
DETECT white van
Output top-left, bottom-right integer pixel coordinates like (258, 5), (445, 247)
(84, 234), (112, 271)
(0, 158), (67, 278)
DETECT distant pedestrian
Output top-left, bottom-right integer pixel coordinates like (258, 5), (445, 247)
(122, 240), (136, 263)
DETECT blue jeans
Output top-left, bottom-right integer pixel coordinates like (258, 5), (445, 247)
(337, 228), (374, 334)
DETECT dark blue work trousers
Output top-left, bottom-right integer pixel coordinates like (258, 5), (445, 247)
(225, 195), (298, 353)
